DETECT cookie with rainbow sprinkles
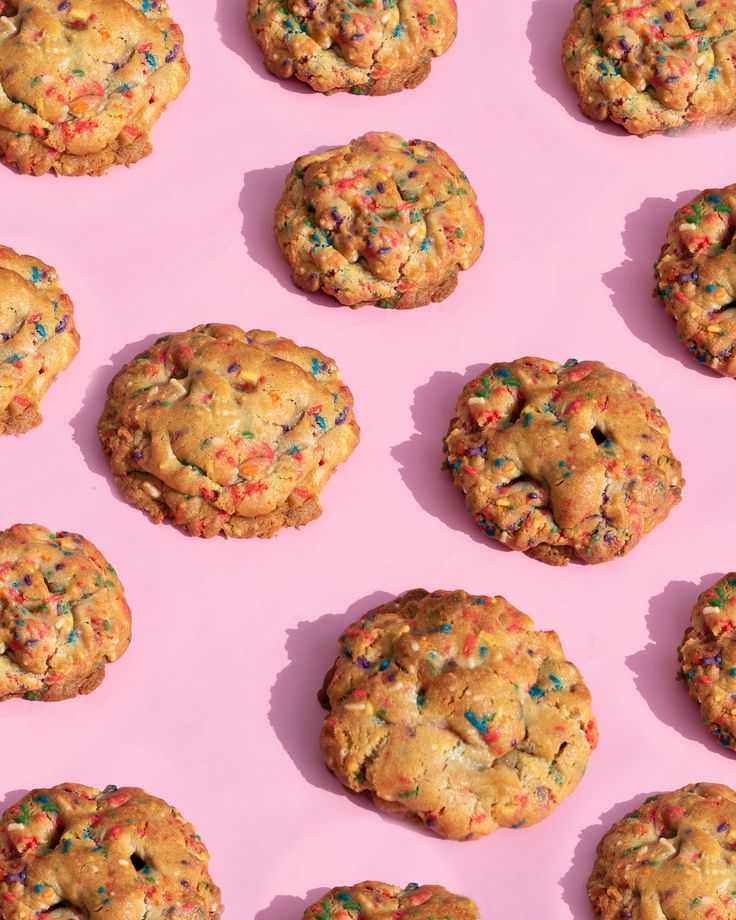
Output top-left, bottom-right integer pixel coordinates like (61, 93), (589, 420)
(302, 882), (478, 920)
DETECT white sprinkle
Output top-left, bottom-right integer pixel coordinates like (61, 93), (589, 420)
(696, 55), (705, 66)
(410, 641), (419, 651)
(579, 433), (590, 440)
(344, 702), (366, 711)
(6, 823), (25, 832)
(467, 396), (486, 405)
(703, 606), (721, 615)
(143, 482), (161, 499)
(408, 227), (418, 238)
(381, 12), (390, 22)
(678, 222), (696, 232)
(55, 619), (64, 630)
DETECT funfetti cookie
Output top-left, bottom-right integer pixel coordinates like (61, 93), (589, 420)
(302, 882), (478, 920)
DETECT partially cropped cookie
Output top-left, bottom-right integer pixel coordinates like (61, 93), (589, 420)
(679, 574), (736, 751)
(0, 523), (131, 702)
(248, 0), (457, 95)
(275, 132), (483, 309)
(444, 358), (683, 566)
(655, 186), (736, 375)
(0, 245), (79, 435)
(0, 784), (221, 918)
(588, 783), (736, 920)
(302, 882), (478, 920)
(0, 0), (189, 176)
(319, 589), (597, 841)
(98, 324), (360, 538)
(562, 0), (736, 134)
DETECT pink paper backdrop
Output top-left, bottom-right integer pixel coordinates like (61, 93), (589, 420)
(2, 1), (736, 917)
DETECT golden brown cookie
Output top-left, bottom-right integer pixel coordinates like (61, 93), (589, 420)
(444, 358), (684, 566)
(0, 523), (131, 702)
(275, 132), (484, 309)
(98, 324), (360, 538)
(562, 0), (736, 135)
(588, 783), (736, 920)
(247, 0), (457, 95)
(0, 245), (79, 435)
(655, 185), (736, 375)
(0, 783), (221, 919)
(319, 589), (598, 841)
(0, 0), (189, 176)
(679, 573), (736, 751)
(302, 882), (478, 920)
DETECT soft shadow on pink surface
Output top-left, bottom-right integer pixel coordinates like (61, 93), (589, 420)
(255, 889), (328, 920)
(0, 790), (28, 814)
(70, 333), (170, 487)
(627, 574), (734, 757)
(526, 0), (622, 135)
(391, 367), (508, 551)
(560, 793), (650, 915)
(604, 193), (722, 377)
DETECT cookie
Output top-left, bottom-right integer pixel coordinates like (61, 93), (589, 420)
(0, 245), (79, 435)
(0, 523), (131, 702)
(562, 0), (736, 135)
(444, 358), (684, 566)
(655, 185), (736, 375)
(0, 0), (188, 176)
(302, 882), (478, 920)
(275, 131), (484, 309)
(98, 324), (360, 538)
(588, 783), (736, 920)
(247, 0), (457, 96)
(679, 573), (736, 751)
(0, 783), (221, 918)
(319, 589), (597, 841)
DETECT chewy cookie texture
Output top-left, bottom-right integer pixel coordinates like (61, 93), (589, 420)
(656, 185), (736, 375)
(444, 358), (684, 566)
(588, 783), (736, 920)
(562, 0), (736, 135)
(0, 784), (221, 919)
(275, 131), (484, 309)
(0, 523), (131, 702)
(248, 0), (457, 95)
(302, 882), (478, 920)
(98, 324), (360, 538)
(679, 573), (736, 751)
(319, 589), (597, 841)
(0, 0), (189, 176)
(0, 245), (79, 436)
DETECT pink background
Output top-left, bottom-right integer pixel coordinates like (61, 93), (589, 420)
(2, 1), (736, 917)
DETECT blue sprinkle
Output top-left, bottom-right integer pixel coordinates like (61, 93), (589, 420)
(145, 53), (158, 68)
(529, 686), (545, 698)
(315, 415), (327, 429)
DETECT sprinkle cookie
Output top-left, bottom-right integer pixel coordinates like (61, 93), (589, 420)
(302, 882), (478, 920)
(588, 783), (736, 920)
(0, 783), (221, 919)
(247, 0), (457, 95)
(319, 589), (597, 841)
(98, 324), (360, 538)
(679, 573), (736, 751)
(655, 185), (736, 375)
(562, 0), (736, 135)
(0, 0), (189, 176)
(0, 245), (79, 436)
(275, 131), (484, 309)
(0, 523), (131, 702)
(444, 358), (684, 566)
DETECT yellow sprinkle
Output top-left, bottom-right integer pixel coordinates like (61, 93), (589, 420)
(495, 499), (512, 507)
(238, 370), (259, 384)
(69, 6), (89, 19)
(690, 311), (698, 319)
(707, 324), (722, 333)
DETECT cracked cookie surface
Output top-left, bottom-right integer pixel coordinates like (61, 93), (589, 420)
(562, 0), (736, 135)
(0, 0), (188, 176)
(655, 185), (736, 375)
(444, 358), (684, 566)
(0, 245), (79, 435)
(275, 131), (484, 309)
(588, 783), (736, 920)
(0, 523), (131, 702)
(319, 589), (597, 841)
(0, 783), (221, 919)
(302, 881), (478, 920)
(247, 0), (457, 95)
(98, 323), (360, 538)
(679, 573), (736, 751)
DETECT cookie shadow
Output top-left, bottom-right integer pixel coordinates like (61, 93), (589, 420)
(0, 789), (28, 814)
(604, 193), (722, 377)
(626, 573), (734, 756)
(255, 890), (329, 920)
(559, 793), (653, 916)
(526, 0), (622, 135)
(391, 367), (509, 552)
(239, 164), (342, 309)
